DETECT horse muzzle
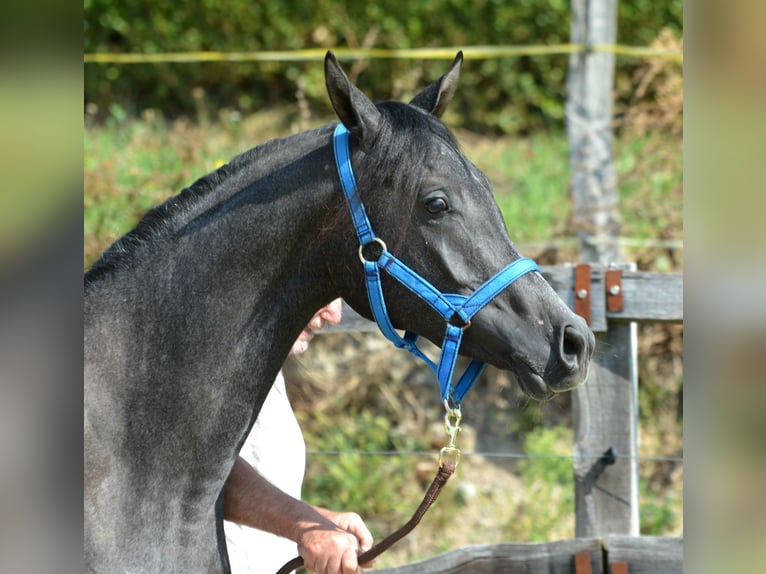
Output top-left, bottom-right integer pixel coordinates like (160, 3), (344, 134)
(515, 316), (595, 400)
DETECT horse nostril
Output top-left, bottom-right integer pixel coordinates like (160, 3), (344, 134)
(562, 325), (587, 366)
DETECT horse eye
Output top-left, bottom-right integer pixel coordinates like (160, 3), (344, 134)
(424, 197), (449, 215)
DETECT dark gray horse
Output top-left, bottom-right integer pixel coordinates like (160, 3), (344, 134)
(84, 52), (593, 573)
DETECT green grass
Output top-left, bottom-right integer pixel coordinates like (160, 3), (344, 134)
(297, 408), (433, 542)
(464, 133), (573, 246)
(510, 425), (576, 541)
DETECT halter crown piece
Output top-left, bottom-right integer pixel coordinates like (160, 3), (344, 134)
(332, 123), (540, 408)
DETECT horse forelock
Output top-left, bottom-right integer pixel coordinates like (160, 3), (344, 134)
(365, 101), (460, 187)
(350, 102), (462, 250)
(85, 125), (334, 286)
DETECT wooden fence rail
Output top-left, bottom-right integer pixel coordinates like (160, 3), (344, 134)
(323, 265), (683, 336)
(374, 536), (682, 574)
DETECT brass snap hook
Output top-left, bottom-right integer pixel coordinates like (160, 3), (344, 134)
(439, 402), (462, 468)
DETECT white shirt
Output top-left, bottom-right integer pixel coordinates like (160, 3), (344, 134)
(224, 372), (306, 573)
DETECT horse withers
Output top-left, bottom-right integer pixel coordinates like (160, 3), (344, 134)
(84, 51), (594, 573)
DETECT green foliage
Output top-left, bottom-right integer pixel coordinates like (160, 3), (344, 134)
(297, 409), (431, 539)
(640, 477), (682, 534)
(83, 111), (248, 266)
(484, 134), (572, 244)
(510, 425), (575, 540)
(616, 135), (683, 240)
(84, 0), (681, 133)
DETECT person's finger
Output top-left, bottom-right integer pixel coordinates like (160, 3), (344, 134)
(343, 513), (374, 551)
(340, 546), (360, 574)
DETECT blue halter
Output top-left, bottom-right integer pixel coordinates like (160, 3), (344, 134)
(333, 123), (540, 407)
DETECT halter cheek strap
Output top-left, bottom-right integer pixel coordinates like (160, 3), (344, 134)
(333, 123), (540, 406)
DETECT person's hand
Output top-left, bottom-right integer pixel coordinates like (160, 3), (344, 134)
(223, 457), (374, 573)
(318, 509), (375, 568)
(296, 509), (374, 574)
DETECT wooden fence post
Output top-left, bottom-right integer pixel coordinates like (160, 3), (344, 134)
(566, 0), (640, 537)
(571, 266), (640, 537)
(566, 0), (620, 264)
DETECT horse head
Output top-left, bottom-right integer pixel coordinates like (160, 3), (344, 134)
(324, 51), (594, 400)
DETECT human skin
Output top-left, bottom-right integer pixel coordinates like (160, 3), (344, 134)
(224, 299), (375, 574)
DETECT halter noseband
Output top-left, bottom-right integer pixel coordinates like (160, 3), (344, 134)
(332, 123), (540, 408)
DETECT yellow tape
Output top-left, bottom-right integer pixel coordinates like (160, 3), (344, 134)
(591, 43), (683, 62)
(84, 44), (682, 64)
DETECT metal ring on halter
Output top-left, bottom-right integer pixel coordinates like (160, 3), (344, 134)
(358, 237), (388, 263)
(448, 313), (472, 331)
(443, 398), (462, 417)
(443, 400), (461, 421)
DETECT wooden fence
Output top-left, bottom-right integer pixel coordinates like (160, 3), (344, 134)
(324, 263), (683, 572)
(374, 536), (682, 574)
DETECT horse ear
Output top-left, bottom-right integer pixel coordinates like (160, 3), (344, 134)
(409, 51), (463, 118)
(324, 51), (382, 150)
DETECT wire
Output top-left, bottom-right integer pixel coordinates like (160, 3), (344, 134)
(306, 449), (683, 463)
(514, 237), (684, 252)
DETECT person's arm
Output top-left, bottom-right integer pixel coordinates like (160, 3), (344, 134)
(224, 456), (374, 574)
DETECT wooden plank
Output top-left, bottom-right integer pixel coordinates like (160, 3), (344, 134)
(573, 321), (640, 537)
(374, 538), (605, 574)
(540, 266), (682, 328)
(319, 267), (682, 336)
(603, 536), (683, 574)
(605, 271), (682, 323)
(566, 0), (636, 536)
(374, 538), (682, 573)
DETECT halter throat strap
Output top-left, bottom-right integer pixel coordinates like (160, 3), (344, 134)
(332, 123), (540, 406)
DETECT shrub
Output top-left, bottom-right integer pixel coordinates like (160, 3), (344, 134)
(84, 0), (681, 133)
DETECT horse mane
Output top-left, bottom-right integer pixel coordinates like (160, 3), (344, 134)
(85, 125), (333, 286)
(85, 106), (460, 286)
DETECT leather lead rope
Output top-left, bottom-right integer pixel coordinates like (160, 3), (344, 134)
(275, 462), (456, 574)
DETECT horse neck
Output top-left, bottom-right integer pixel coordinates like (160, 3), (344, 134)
(101, 125), (345, 349)
(84, 126), (359, 572)
(86, 124), (348, 470)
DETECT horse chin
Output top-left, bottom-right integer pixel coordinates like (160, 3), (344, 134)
(515, 369), (556, 401)
(514, 362), (590, 401)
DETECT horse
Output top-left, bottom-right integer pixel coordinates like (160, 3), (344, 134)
(84, 51), (594, 573)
